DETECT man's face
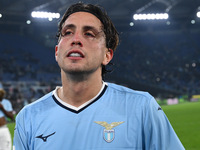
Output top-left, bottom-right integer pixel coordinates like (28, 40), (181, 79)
(55, 12), (113, 76)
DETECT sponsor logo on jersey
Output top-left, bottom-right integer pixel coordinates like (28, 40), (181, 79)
(94, 121), (124, 143)
(36, 132), (56, 142)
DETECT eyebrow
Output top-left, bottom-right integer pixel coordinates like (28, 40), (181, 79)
(62, 24), (76, 31)
(83, 26), (99, 33)
(62, 24), (100, 33)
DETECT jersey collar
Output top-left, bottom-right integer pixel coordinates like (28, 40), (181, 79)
(52, 82), (108, 114)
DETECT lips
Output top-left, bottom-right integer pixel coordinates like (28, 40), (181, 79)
(67, 50), (84, 58)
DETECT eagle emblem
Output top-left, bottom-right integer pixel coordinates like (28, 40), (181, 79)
(94, 121), (124, 143)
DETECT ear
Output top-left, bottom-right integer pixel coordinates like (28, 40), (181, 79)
(102, 48), (113, 65)
(55, 45), (58, 61)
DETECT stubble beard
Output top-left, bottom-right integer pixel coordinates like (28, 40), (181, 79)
(62, 65), (101, 82)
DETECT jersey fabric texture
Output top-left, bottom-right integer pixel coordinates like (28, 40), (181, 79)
(13, 82), (185, 150)
(0, 99), (13, 118)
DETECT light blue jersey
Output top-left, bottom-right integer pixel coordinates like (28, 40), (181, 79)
(13, 82), (185, 150)
(0, 99), (13, 118)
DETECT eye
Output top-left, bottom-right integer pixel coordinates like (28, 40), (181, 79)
(84, 32), (95, 38)
(62, 30), (73, 37)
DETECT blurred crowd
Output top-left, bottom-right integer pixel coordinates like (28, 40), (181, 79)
(112, 31), (200, 97)
(1, 81), (59, 113)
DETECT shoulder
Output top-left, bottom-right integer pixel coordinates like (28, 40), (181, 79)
(105, 82), (159, 115)
(1, 99), (13, 111)
(2, 99), (12, 105)
(17, 91), (54, 117)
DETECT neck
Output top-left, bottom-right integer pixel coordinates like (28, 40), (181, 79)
(58, 70), (103, 107)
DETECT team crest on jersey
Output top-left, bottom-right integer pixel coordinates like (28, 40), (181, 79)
(94, 121), (124, 143)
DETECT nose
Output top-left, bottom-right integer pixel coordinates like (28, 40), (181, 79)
(71, 32), (83, 47)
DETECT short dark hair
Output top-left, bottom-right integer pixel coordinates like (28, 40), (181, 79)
(0, 89), (5, 100)
(56, 2), (119, 78)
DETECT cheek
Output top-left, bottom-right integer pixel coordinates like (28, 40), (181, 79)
(93, 44), (106, 58)
(94, 39), (107, 53)
(58, 38), (71, 49)
(97, 42), (107, 60)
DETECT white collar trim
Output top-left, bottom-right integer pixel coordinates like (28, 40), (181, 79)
(52, 82), (107, 111)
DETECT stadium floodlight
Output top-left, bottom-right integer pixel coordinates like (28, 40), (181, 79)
(197, 12), (200, 18)
(0, 13), (2, 18)
(192, 62), (196, 67)
(31, 11), (60, 19)
(166, 21), (170, 25)
(26, 20), (31, 24)
(130, 22), (134, 26)
(191, 20), (195, 24)
(133, 13), (168, 20)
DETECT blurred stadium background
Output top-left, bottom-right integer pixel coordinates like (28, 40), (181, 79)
(0, 0), (200, 149)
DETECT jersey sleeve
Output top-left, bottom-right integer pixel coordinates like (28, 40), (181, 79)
(4, 99), (13, 112)
(143, 97), (185, 150)
(13, 110), (29, 150)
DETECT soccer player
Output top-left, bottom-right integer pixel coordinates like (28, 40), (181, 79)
(0, 89), (14, 150)
(13, 2), (185, 150)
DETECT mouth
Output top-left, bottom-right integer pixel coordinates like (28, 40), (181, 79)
(67, 50), (84, 58)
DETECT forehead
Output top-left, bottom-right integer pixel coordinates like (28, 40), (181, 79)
(63, 12), (102, 29)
